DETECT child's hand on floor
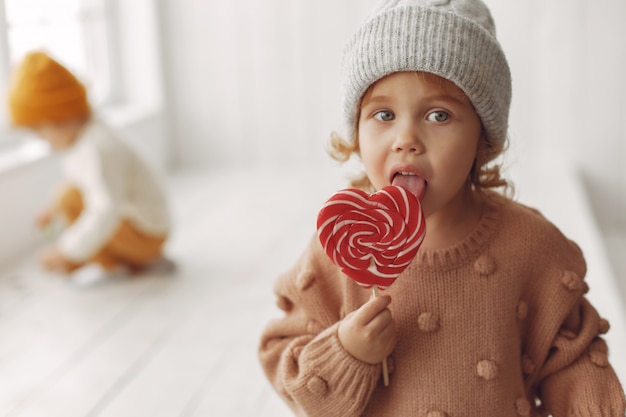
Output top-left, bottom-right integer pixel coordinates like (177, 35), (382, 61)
(38, 245), (76, 273)
(36, 206), (57, 229)
(338, 295), (396, 365)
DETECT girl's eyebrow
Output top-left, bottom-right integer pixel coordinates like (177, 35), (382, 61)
(363, 92), (468, 107)
(361, 95), (392, 106)
(423, 93), (469, 106)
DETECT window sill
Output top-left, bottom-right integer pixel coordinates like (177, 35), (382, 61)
(0, 101), (163, 176)
(0, 137), (50, 175)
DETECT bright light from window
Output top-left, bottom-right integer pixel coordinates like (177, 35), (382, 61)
(4, 0), (112, 104)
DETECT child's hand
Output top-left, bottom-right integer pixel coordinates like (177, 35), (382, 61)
(38, 246), (76, 273)
(36, 206), (57, 229)
(338, 295), (396, 365)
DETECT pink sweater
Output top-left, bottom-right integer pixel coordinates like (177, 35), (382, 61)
(259, 196), (626, 416)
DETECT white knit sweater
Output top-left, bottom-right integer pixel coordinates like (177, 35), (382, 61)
(57, 119), (170, 262)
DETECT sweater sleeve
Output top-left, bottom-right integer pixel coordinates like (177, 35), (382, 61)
(537, 296), (626, 416)
(512, 226), (626, 417)
(259, 237), (381, 417)
(58, 139), (124, 262)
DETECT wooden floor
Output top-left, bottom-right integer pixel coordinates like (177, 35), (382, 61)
(0, 167), (349, 417)
(1, 165), (624, 417)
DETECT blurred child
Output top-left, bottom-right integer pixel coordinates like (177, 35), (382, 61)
(258, 0), (626, 416)
(7, 51), (172, 279)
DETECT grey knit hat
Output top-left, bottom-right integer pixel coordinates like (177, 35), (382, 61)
(341, 0), (511, 146)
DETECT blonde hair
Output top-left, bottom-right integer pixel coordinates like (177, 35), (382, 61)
(329, 72), (512, 196)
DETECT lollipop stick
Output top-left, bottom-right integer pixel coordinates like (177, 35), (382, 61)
(372, 285), (390, 387)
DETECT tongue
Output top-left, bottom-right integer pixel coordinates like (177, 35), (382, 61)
(392, 175), (426, 201)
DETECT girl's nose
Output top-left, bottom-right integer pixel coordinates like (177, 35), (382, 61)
(392, 123), (424, 153)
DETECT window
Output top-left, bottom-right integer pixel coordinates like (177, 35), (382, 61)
(0, 0), (116, 139)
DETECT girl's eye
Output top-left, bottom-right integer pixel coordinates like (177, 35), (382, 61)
(427, 111), (450, 123)
(374, 111), (394, 122)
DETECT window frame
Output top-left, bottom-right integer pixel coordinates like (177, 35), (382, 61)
(0, 0), (120, 149)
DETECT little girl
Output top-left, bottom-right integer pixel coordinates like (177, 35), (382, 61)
(259, 0), (626, 416)
(7, 51), (171, 279)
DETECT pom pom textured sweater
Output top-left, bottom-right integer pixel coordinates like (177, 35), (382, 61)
(259, 196), (625, 417)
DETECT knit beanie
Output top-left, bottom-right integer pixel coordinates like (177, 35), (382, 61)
(341, 0), (511, 146)
(7, 51), (91, 127)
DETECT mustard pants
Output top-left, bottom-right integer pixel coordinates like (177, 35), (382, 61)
(58, 186), (166, 271)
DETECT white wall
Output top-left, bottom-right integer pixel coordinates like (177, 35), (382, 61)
(0, 147), (60, 268)
(487, 0), (626, 232)
(157, 0), (378, 169)
(575, 0), (626, 231)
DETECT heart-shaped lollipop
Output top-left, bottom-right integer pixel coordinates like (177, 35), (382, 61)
(316, 185), (426, 290)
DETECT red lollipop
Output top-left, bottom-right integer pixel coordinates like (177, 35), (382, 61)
(317, 185), (426, 290)
(316, 185), (426, 387)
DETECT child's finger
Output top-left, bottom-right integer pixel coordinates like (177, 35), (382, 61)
(354, 295), (392, 326)
(367, 307), (394, 333)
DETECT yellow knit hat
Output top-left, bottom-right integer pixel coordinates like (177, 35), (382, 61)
(7, 51), (91, 127)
